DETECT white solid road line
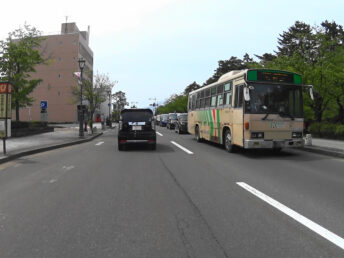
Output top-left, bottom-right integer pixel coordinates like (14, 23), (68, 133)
(237, 182), (344, 250)
(156, 132), (163, 136)
(95, 142), (104, 146)
(170, 141), (194, 154)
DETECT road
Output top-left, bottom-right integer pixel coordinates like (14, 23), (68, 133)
(0, 127), (343, 257)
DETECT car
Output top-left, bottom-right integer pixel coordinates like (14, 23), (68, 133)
(174, 113), (188, 134)
(118, 109), (156, 150)
(166, 113), (178, 129)
(160, 114), (169, 127)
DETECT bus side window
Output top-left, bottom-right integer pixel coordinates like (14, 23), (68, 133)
(234, 85), (243, 108)
(192, 94), (196, 110)
(196, 92), (200, 109)
(224, 91), (232, 106)
(217, 94), (223, 106)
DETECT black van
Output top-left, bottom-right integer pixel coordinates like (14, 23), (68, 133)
(118, 109), (156, 150)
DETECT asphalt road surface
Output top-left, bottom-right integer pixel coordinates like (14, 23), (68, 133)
(0, 127), (343, 257)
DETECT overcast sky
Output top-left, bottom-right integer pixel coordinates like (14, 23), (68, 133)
(1, 0), (344, 107)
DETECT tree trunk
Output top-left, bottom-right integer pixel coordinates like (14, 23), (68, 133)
(336, 97), (344, 123)
(15, 100), (20, 122)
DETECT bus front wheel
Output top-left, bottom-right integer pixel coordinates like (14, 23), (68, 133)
(224, 130), (236, 153)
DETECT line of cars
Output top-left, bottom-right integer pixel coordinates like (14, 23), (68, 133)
(156, 113), (188, 134)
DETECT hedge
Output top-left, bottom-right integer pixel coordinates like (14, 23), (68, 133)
(308, 123), (344, 139)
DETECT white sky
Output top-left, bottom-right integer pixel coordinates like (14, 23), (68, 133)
(1, 0), (344, 107)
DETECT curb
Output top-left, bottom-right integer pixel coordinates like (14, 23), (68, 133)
(0, 132), (103, 164)
(300, 146), (344, 159)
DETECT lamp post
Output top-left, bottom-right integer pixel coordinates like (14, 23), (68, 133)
(108, 90), (112, 128)
(78, 58), (86, 137)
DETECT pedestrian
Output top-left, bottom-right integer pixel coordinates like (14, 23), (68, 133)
(84, 111), (88, 132)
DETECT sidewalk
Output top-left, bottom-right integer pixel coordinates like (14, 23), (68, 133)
(0, 123), (111, 164)
(302, 137), (344, 158)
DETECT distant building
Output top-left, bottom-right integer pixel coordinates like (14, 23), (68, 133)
(19, 22), (94, 122)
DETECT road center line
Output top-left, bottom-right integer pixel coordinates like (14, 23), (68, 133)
(237, 182), (344, 250)
(156, 132), (163, 136)
(95, 141), (104, 146)
(170, 141), (193, 154)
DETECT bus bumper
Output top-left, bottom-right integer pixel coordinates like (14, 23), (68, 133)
(244, 139), (304, 149)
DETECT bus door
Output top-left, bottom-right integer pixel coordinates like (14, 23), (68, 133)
(232, 84), (244, 147)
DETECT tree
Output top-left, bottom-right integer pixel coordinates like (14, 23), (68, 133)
(268, 21), (344, 123)
(0, 24), (45, 121)
(183, 81), (201, 95)
(112, 91), (128, 121)
(203, 56), (247, 85)
(72, 72), (116, 133)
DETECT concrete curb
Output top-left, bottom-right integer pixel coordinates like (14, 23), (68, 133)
(0, 132), (103, 164)
(300, 146), (344, 159)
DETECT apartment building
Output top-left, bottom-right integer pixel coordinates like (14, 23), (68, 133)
(19, 22), (93, 122)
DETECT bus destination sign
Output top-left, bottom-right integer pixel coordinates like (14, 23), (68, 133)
(247, 70), (302, 85)
(257, 71), (293, 83)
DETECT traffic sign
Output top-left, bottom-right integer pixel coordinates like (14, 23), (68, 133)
(40, 101), (48, 109)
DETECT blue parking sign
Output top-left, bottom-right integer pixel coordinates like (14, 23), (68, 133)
(40, 101), (47, 109)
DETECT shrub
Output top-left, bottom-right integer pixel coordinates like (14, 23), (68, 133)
(308, 122), (344, 139)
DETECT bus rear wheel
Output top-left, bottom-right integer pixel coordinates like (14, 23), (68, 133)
(195, 126), (202, 142)
(224, 129), (235, 153)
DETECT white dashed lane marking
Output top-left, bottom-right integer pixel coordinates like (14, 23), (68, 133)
(95, 142), (104, 146)
(237, 182), (344, 250)
(170, 141), (193, 155)
(156, 132), (163, 136)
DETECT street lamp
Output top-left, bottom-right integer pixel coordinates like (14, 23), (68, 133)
(78, 58), (86, 137)
(108, 90), (112, 128)
(149, 97), (158, 115)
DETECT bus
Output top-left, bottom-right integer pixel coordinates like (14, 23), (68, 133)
(187, 69), (314, 152)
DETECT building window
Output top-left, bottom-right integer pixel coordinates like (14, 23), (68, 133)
(58, 74), (61, 78)
(58, 91), (61, 96)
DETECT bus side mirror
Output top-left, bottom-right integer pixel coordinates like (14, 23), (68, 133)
(244, 87), (250, 101)
(309, 87), (314, 100)
(304, 85), (314, 100)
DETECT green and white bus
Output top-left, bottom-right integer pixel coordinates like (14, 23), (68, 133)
(187, 69), (313, 152)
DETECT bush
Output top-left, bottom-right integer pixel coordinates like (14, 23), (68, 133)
(308, 122), (344, 139)
(11, 121), (48, 129)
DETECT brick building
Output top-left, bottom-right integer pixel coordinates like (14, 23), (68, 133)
(19, 22), (93, 122)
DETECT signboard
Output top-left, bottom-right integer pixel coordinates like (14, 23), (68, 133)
(40, 101), (48, 109)
(0, 82), (12, 140)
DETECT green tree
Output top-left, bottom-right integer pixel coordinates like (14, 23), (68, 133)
(113, 91), (129, 121)
(72, 72), (115, 133)
(203, 56), (247, 85)
(183, 81), (201, 95)
(268, 21), (344, 123)
(0, 24), (45, 121)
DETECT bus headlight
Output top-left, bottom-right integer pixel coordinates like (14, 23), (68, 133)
(292, 132), (302, 138)
(251, 132), (264, 139)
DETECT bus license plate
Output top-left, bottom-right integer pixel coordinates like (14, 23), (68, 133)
(132, 126), (142, 130)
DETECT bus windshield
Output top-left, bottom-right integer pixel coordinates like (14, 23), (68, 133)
(246, 84), (303, 118)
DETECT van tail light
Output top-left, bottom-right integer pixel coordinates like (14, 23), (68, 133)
(244, 122), (249, 130)
(119, 140), (126, 143)
(148, 139), (155, 143)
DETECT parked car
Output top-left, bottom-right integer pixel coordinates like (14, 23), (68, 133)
(160, 114), (169, 127)
(156, 115), (161, 126)
(118, 109), (156, 150)
(174, 113), (188, 134)
(166, 113), (178, 129)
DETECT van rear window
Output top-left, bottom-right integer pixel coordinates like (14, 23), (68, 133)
(121, 111), (153, 122)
